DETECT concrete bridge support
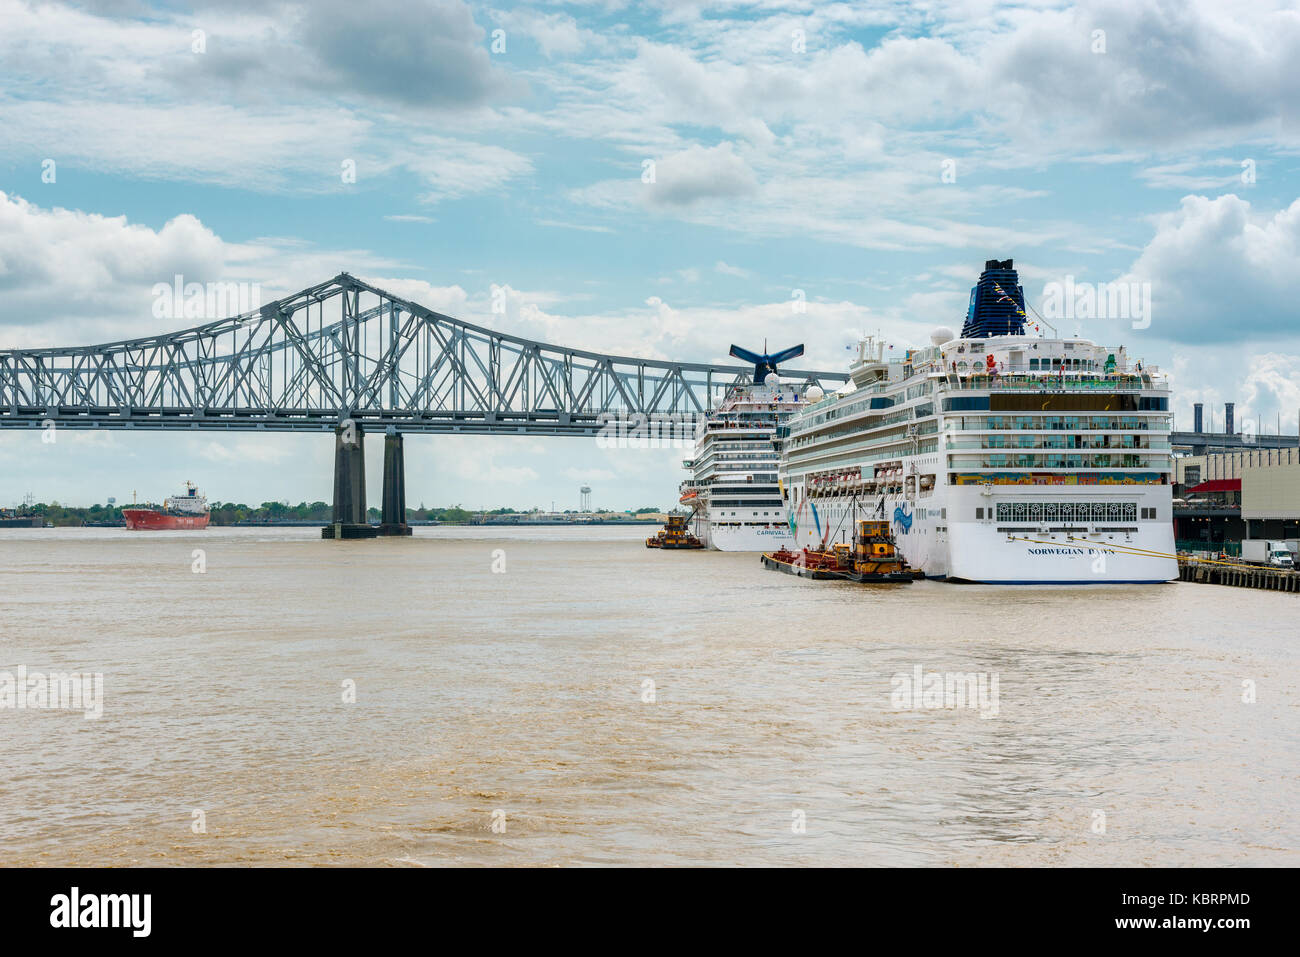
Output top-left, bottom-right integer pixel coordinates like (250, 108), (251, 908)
(322, 420), (378, 539)
(378, 428), (412, 536)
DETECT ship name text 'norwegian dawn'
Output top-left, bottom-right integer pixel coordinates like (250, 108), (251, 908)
(778, 259), (1177, 584)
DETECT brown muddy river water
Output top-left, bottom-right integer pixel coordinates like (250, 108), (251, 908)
(1, 525), (1296, 866)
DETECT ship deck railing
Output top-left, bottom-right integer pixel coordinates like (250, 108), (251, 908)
(947, 438), (1171, 450)
(935, 372), (1163, 391)
(798, 372), (1164, 415)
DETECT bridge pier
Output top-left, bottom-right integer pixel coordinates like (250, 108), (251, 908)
(322, 421), (378, 539)
(378, 428), (412, 536)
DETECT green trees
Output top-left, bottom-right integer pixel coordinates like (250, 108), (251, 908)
(18, 500), (485, 525)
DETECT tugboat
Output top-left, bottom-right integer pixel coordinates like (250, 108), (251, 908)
(844, 519), (920, 582)
(646, 514), (704, 549)
(761, 520), (917, 582)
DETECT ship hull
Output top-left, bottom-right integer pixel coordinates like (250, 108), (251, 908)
(121, 509), (210, 530)
(704, 522), (795, 552)
(787, 484), (1177, 584)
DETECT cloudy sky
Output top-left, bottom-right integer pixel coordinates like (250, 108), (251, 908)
(2, 0), (1299, 511)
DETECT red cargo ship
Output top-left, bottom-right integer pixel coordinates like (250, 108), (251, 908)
(122, 482), (210, 530)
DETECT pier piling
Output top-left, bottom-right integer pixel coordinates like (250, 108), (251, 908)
(1177, 556), (1299, 592)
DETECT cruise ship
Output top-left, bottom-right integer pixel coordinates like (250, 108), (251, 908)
(679, 345), (804, 551)
(777, 260), (1178, 584)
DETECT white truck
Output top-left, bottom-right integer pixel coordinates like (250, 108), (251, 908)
(1241, 539), (1296, 568)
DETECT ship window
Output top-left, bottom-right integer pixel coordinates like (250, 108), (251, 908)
(944, 396), (991, 412)
(976, 507), (983, 519)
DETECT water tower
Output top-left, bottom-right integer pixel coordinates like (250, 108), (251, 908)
(580, 486), (592, 512)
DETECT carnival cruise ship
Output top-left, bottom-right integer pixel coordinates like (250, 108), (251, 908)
(678, 345), (805, 551)
(777, 260), (1178, 584)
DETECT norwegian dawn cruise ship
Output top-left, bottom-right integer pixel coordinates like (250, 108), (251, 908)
(778, 260), (1178, 584)
(679, 345), (805, 551)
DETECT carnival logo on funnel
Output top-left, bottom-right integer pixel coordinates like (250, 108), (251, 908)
(893, 504), (913, 534)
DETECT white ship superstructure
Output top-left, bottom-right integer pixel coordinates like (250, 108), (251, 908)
(680, 346), (807, 551)
(164, 482), (209, 515)
(778, 260), (1177, 584)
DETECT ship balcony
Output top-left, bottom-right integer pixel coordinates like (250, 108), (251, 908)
(946, 437), (1169, 451)
(948, 453), (1170, 469)
(939, 371), (1164, 391)
(947, 419), (1165, 432)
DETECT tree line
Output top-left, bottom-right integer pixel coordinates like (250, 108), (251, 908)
(8, 501), (664, 526)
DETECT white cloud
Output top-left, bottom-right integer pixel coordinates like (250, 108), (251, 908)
(1237, 354), (1300, 434)
(296, 0), (511, 108)
(646, 142), (758, 206)
(534, 219), (613, 233)
(194, 438), (293, 465)
(1120, 193), (1300, 343)
(0, 0), (530, 201)
(0, 191), (406, 344)
(495, 10), (588, 58)
(393, 135), (534, 204)
(715, 260), (752, 278)
(1137, 160), (1244, 191)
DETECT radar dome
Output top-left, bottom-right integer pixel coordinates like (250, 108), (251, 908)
(764, 372), (780, 386)
(930, 326), (956, 346)
(805, 385), (824, 402)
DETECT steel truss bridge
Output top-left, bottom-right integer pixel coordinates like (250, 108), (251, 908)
(0, 274), (847, 435)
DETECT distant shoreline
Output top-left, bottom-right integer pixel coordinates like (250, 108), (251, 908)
(3, 516), (669, 529)
(224, 519), (664, 527)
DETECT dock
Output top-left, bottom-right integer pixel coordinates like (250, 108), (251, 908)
(1177, 556), (1300, 592)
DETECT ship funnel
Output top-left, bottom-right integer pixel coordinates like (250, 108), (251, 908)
(960, 259), (1027, 339)
(729, 344), (804, 383)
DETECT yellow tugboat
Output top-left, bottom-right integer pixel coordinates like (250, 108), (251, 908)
(847, 519), (921, 582)
(646, 514), (705, 549)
